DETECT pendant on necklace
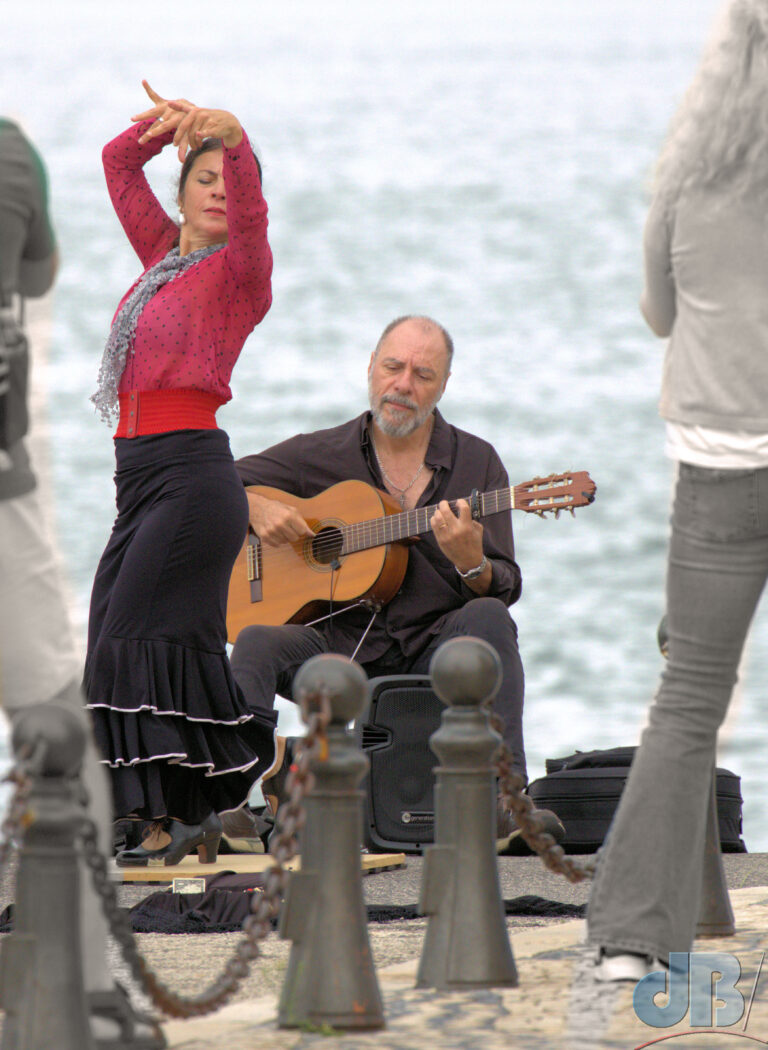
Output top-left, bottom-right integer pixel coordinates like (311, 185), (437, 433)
(372, 440), (425, 509)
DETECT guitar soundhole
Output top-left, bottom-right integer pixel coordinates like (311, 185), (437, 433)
(310, 526), (344, 567)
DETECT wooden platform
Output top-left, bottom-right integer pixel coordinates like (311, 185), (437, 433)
(111, 851), (407, 884)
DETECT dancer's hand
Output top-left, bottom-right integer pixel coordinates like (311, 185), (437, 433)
(132, 80), (243, 160)
(166, 99), (243, 160)
(132, 80), (193, 146)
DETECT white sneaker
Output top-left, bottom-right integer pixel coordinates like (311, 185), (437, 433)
(593, 949), (657, 983)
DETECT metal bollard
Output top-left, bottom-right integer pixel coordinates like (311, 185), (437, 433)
(278, 654), (385, 1030)
(417, 636), (518, 990)
(696, 771), (735, 937)
(0, 703), (95, 1050)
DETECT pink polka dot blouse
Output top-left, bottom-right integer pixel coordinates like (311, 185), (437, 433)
(103, 121), (273, 405)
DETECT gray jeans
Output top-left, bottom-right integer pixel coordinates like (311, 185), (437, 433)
(587, 462), (768, 958)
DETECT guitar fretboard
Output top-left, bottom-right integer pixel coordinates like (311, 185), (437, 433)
(340, 488), (515, 555)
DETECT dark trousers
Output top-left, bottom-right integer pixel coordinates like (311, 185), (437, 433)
(230, 596), (526, 780)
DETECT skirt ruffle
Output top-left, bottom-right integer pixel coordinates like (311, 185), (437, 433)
(85, 634), (278, 821)
(86, 634), (257, 726)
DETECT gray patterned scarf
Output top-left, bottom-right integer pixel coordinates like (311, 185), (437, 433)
(91, 243), (222, 425)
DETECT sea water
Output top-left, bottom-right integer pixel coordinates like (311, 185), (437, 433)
(7, 0), (763, 845)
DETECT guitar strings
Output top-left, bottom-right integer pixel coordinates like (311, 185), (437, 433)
(243, 483), (577, 567)
(258, 500), (447, 562)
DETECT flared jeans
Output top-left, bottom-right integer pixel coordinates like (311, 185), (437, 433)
(587, 462), (768, 959)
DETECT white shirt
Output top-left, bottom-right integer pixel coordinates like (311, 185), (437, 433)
(666, 421), (768, 469)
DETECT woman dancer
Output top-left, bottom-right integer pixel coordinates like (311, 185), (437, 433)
(85, 82), (277, 866)
(588, 0), (768, 978)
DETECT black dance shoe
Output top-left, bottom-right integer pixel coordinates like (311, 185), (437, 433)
(115, 812), (222, 867)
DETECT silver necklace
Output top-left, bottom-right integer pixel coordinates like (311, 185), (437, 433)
(372, 442), (426, 508)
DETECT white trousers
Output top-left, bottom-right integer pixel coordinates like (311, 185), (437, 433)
(0, 484), (114, 991)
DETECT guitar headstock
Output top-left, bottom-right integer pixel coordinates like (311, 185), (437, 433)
(513, 471), (596, 517)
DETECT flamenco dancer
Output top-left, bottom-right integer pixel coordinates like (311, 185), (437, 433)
(85, 81), (277, 867)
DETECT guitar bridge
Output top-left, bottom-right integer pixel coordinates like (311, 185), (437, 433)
(246, 536), (263, 604)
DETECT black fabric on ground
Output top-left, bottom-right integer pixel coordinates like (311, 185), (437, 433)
(128, 887), (266, 934)
(0, 889), (585, 935)
(123, 885), (585, 934)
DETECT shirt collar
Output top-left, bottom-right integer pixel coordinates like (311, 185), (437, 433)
(360, 408), (452, 470)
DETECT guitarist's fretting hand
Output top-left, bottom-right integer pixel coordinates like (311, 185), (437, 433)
(431, 499), (492, 595)
(247, 491), (315, 547)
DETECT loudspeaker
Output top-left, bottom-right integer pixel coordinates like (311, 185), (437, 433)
(355, 674), (444, 854)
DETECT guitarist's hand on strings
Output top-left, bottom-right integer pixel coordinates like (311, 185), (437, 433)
(247, 491), (314, 547)
(431, 499), (492, 595)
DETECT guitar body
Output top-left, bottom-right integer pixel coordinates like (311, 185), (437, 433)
(226, 468), (596, 642)
(227, 480), (409, 641)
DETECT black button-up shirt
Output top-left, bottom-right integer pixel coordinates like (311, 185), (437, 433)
(234, 409), (522, 663)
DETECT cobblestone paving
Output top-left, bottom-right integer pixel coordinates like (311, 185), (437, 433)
(3, 859), (768, 1048)
(158, 887), (768, 1050)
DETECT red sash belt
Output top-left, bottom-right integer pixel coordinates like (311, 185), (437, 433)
(115, 389), (222, 439)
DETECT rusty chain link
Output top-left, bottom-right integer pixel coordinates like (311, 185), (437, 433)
(0, 737), (49, 874)
(81, 690), (331, 1019)
(487, 704), (597, 883)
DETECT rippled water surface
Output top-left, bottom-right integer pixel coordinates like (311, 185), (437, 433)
(8, 0), (764, 844)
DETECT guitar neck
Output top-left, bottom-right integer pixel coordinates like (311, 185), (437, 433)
(341, 488), (513, 555)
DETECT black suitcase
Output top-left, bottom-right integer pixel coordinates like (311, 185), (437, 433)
(527, 746), (746, 854)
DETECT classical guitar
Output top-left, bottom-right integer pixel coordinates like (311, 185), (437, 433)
(226, 472), (596, 641)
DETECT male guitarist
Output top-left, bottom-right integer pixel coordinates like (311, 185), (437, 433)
(230, 314), (564, 850)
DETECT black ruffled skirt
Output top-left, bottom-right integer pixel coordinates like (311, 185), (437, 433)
(84, 429), (277, 823)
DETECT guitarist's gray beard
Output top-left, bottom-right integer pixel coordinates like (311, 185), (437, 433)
(368, 386), (442, 438)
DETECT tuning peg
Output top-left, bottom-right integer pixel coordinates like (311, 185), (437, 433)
(555, 509), (561, 519)
(569, 507), (575, 516)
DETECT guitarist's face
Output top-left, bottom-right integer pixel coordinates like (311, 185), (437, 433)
(368, 320), (450, 438)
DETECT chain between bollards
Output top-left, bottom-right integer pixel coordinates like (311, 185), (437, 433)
(80, 693), (331, 1020)
(0, 738), (49, 876)
(487, 704), (596, 883)
(0, 678), (591, 1018)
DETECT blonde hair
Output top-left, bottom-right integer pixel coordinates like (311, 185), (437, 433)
(654, 0), (768, 204)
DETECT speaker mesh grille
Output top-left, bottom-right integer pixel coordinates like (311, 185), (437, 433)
(360, 679), (442, 850)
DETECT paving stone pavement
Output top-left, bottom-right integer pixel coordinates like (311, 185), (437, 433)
(4, 853), (768, 1048)
(157, 886), (768, 1050)
(113, 852), (768, 1050)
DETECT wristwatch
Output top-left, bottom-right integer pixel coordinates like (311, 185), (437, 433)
(456, 555), (489, 581)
